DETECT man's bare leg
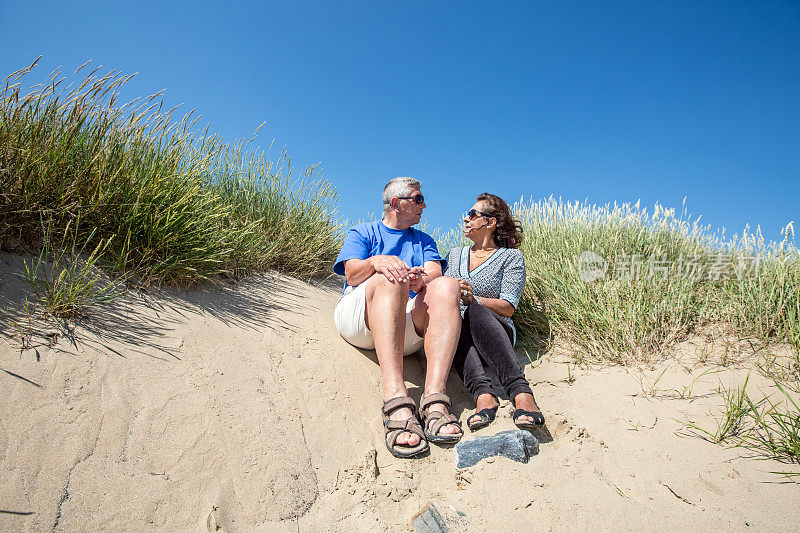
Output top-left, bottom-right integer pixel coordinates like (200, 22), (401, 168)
(364, 274), (419, 446)
(412, 276), (462, 436)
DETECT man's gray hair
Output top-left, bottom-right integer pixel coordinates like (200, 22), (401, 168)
(382, 177), (421, 211)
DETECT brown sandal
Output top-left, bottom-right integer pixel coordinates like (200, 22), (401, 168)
(419, 393), (463, 444)
(382, 396), (429, 458)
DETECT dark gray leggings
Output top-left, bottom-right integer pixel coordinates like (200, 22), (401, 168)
(453, 303), (534, 401)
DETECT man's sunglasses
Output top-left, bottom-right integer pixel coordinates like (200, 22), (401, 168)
(466, 209), (493, 221)
(396, 194), (425, 205)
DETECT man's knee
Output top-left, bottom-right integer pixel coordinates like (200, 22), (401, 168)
(366, 273), (410, 301)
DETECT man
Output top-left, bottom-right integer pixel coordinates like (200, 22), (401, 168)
(333, 177), (463, 458)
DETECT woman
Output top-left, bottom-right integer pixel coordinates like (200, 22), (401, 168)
(444, 193), (545, 430)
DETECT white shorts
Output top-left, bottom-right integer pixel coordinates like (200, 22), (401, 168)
(334, 282), (424, 356)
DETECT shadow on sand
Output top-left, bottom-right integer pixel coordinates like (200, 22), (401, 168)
(1, 252), (336, 362)
(74, 274), (330, 360)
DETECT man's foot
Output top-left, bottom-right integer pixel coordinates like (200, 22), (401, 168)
(420, 392), (463, 443)
(382, 396), (428, 458)
(389, 406), (421, 446)
(427, 404), (462, 436)
(468, 393), (500, 429)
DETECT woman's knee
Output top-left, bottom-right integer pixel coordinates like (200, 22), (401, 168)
(424, 276), (460, 304)
(467, 302), (499, 328)
(466, 302), (490, 318)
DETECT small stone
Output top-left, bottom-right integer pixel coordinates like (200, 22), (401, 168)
(453, 430), (539, 469)
(449, 505), (467, 517)
(363, 448), (379, 479)
(412, 503), (448, 533)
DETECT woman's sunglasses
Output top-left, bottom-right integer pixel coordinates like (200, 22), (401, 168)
(466, 209), (493, 221)
(396, 194), (425, 205)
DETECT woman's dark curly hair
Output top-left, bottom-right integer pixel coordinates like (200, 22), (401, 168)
(476, 193), (524, 249)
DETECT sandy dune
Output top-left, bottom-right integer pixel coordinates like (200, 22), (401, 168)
(1, 254), (797, 531)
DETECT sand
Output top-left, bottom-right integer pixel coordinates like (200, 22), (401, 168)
(1, 252), (798, 532)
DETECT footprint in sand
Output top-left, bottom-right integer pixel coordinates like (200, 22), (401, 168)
(552, 418), (572, 439)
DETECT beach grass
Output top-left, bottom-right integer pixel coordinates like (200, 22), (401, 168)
(1, 58), (342, 285)
(506, 197), (799, 363)
(683, 367), (800, 469)
(19, 216), (123, 318)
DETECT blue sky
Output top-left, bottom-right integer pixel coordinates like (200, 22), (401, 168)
(2, 1), (798, 243)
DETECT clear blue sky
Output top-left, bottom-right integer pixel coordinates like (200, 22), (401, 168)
(2, 1), (798, 242)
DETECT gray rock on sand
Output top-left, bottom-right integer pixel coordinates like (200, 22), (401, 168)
(412, 503), (449, 533)
(453, 430), (539, 469)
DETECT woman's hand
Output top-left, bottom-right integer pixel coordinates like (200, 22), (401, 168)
(458, 279), (477, 305)
(408, 266), (426, 292)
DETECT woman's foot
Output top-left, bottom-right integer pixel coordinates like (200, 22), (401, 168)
(513, 393), (542, 424)
(468, 393), (500, 428)
(512, 392), (545, 428)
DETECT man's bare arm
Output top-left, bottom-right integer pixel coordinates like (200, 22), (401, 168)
(421, 260), (442, 283)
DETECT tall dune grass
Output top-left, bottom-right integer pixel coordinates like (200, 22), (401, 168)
(1, 58), (341, 284)
(515, 197), (798, 362)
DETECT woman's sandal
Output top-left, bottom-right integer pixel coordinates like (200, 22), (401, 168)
(467, 394), (500, 431)
(512, 395), (546, 429)
(382, 396), (429, 458)
(419, 392), (463, 444)
(512, 409), (546, 429)
(467, 406), (498, 431)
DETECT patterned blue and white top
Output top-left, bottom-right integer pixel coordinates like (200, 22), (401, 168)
(443, 246), (526, 345)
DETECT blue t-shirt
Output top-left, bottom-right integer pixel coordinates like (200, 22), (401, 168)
(333, 220), (446, 296)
